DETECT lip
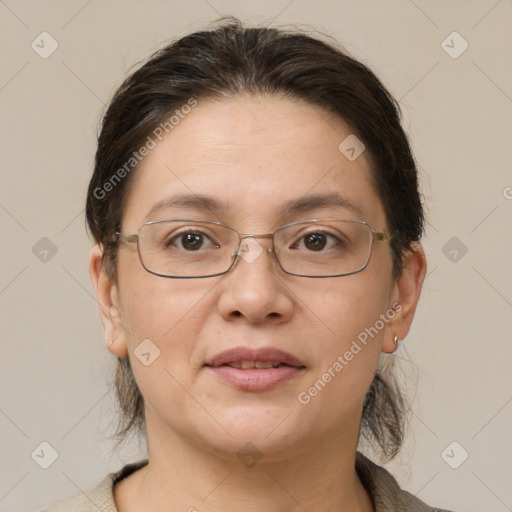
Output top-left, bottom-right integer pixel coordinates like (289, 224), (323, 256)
(205, 346), (306, 391)
(205, 347), (305, 368)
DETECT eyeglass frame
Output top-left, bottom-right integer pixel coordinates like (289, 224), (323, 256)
(113, 218), (392, 279)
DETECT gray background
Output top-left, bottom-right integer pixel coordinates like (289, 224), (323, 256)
(1, 1), (511, 511)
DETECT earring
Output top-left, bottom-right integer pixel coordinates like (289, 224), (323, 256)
(393, 335), (399, 346)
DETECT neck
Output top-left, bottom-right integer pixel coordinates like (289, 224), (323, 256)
(115, 415), (374, 512)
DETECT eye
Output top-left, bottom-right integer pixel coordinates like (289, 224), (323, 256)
(167, 231), (218, 251)
(304, 232), (327, 251)
(293, 231), (342, 252)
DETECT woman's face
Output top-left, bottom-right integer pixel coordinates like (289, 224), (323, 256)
(93, 94), (422, 460)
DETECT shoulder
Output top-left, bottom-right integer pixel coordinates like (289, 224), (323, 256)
(41, 460), (149, 512)
(355, 451), (456, 512)
(41, 455), (455, 512)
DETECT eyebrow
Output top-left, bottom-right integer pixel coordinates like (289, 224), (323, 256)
(143, 192), (364, 223)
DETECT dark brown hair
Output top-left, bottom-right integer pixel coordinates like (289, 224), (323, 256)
(86, 17), (423, 461)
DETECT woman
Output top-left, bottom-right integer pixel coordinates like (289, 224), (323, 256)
(45, 17), (455, 512)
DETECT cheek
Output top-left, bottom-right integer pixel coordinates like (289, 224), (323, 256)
(117, 270), (221, 416)
(294, 264), (393, 346)
(292, 272), (393, 407)
(117, 261), (217, 367)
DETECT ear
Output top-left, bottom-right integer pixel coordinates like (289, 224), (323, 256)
(89, 244), (128, 357)
(382, 242), (427, 354)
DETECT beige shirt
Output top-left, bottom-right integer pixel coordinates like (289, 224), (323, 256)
(42, 451), (454, 511)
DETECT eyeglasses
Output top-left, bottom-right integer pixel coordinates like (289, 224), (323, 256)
(114, 219), (391, 279)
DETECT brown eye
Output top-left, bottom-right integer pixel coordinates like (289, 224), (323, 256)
(180, 233), (204, 251)
(304, 233), (327, 251)
(166, 231), (213, 251)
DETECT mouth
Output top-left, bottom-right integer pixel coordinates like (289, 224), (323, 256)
(220, 360), (287, 369)
(205, 346), (305, 369)
(204, 347), (306, 391)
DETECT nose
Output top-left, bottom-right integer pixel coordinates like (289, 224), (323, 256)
(216, 237), (294, 324)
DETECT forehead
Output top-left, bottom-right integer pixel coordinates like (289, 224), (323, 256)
(122, 94), (386, 230)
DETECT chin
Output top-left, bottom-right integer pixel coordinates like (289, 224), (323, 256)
(200, 430), (305, 465)
(187, 405), (311, 462)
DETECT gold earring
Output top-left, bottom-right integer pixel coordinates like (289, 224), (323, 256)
(393, 335), (399, 346)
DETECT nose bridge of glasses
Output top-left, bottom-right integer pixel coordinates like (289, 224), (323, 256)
(237, 233), (274, 253)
